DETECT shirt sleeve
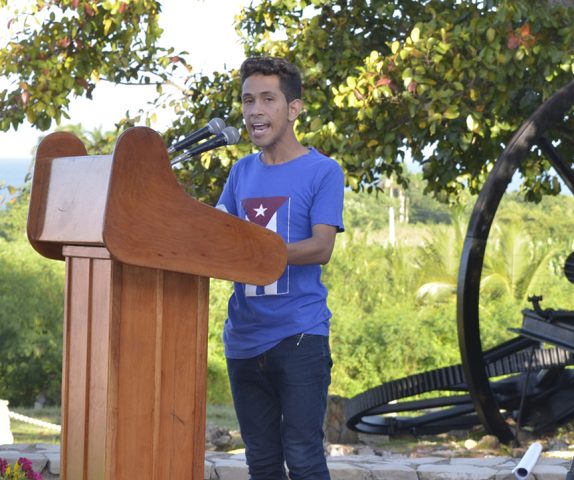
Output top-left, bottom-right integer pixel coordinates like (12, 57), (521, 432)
(310, 161), (345, 233)
(216, 165), (238, 216)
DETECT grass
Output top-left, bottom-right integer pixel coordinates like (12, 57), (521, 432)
(206, 403), (239, 431)
(9, 406), (60, 444)
(8, 404), (239, 445)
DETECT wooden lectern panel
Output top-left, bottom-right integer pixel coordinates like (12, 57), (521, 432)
(61, 246), (208, 480)
(28, 132), (89, 260)
(39, 155), (112, 244)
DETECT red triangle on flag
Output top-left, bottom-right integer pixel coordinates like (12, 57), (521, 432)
(242, 197), (288, 227)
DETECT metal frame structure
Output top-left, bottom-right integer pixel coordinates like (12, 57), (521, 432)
(346, 80), (574, 443)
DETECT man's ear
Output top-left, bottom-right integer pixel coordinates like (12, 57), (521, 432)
(288, 99), (304, 122)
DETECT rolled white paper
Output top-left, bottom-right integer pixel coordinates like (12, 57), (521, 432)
(512, 441), (543, 480)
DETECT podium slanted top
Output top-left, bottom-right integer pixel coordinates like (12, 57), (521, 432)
(27, 127), (287, 286)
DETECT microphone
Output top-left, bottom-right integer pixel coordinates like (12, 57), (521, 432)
(168, 117), (226, 153)
(171, 126), (241, 166)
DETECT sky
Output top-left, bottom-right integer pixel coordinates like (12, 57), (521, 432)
(0, 0), (250, 165)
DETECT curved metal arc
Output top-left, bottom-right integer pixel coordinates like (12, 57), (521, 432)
(345, 80), (574, 442)
(354, 407), (480, 436)
(457, 79), (574, 444)
(537, 136), (574, 194)
(346, 331), (574, 436)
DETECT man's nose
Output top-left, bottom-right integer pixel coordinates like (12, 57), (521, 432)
(250, 98), (264, 114)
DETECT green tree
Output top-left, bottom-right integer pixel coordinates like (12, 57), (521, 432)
(0, 188), (65, 405)
(6, 1), (573, 204)
(416, 209), (467, 302)
(416, 209), (561, 303)
(0, 182), (18, 211)
(0, 0), (184, 131)
(482, 222), (559, 302)
(158, 0), (574, 203)
(247, 0), (574, 199)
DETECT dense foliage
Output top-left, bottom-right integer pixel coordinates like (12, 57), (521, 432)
(211, 190), (574, 400)
(0, 0), (183, 131)
(159, 0), (574, 203)
(2, 0), (574, 406)
(1, 182), (573, 405)
(5, 179), (574, 405)
(0, 190), (64, 406)
(4, 2), (574, 204)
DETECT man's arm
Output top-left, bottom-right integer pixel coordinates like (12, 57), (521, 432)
(287, 224), (339, 265)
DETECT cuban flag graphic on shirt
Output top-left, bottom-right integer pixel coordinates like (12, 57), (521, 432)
(242, 196), (290, 296)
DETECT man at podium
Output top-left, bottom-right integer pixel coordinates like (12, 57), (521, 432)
(216, 56), (345, 480)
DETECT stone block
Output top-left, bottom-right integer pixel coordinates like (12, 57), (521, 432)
(493, 470), (515, 480)
(396, 456), (444, 466)
(365, 462), (418, 480)
(539, 457), (574, 465)
(328, 453), (382, 464)
(45, 452), (61, 475)
(213, 457), (249, 480)
(324, 395), (359, 444)
(204, 459), (215, 480)
(531, 464), (569, 479)
(328, 461), (369, 480)
(450, 457), (512, 467)
(418, 462), (498, 479)
(35, 444), (60, 453)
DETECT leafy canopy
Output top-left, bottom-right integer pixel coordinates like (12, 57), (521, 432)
(239, 0), (574, 200)
(0, 0), (185, 132)
(2, 1), (574, 204)
(163, 0), (574, 203)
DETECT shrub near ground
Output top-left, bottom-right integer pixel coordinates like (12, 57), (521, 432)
(0, 241), (64, 405)
(2, 187), (574, 409)
(0, 193), (64, 406)
(325, 233), (461, 397)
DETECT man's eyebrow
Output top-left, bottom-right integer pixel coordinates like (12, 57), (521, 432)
(242, 90), (277, 98)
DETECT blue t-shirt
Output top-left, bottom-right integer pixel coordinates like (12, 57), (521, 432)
(216, 147), (345, 359)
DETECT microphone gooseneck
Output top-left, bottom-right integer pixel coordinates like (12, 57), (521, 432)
(171, 126), (241, 166)
(168, 117), (226, 153)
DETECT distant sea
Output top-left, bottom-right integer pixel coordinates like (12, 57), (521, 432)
(0, 158), (33, 187)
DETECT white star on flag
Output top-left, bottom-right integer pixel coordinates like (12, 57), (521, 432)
(254, 204), (267, 217)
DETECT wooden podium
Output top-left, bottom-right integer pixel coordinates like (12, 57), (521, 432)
(27, 127), (287, 480)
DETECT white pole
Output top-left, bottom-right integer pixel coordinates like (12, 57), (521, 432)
(389, 206), (396, 246)
(0, 400), (14, 445)
(512, 442), (543, 479)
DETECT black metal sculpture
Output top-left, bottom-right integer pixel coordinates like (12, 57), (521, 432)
(346, 79), (574, 443)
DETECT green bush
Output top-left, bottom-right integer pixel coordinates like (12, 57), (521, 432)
(2, 183), (574, 409)
(0, 234), (64, 406)
(207, 279), (233, 404)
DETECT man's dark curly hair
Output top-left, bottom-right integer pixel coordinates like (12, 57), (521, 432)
(240, 56), (302, 103)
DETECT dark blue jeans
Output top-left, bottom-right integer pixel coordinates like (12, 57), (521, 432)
(227, 334), (332, 480)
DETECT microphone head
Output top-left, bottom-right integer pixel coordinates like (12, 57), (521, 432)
(208, 117), (226, 135)
(220, 126), (241, 145)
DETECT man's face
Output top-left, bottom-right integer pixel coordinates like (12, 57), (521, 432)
(241, 73), (296, 149)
